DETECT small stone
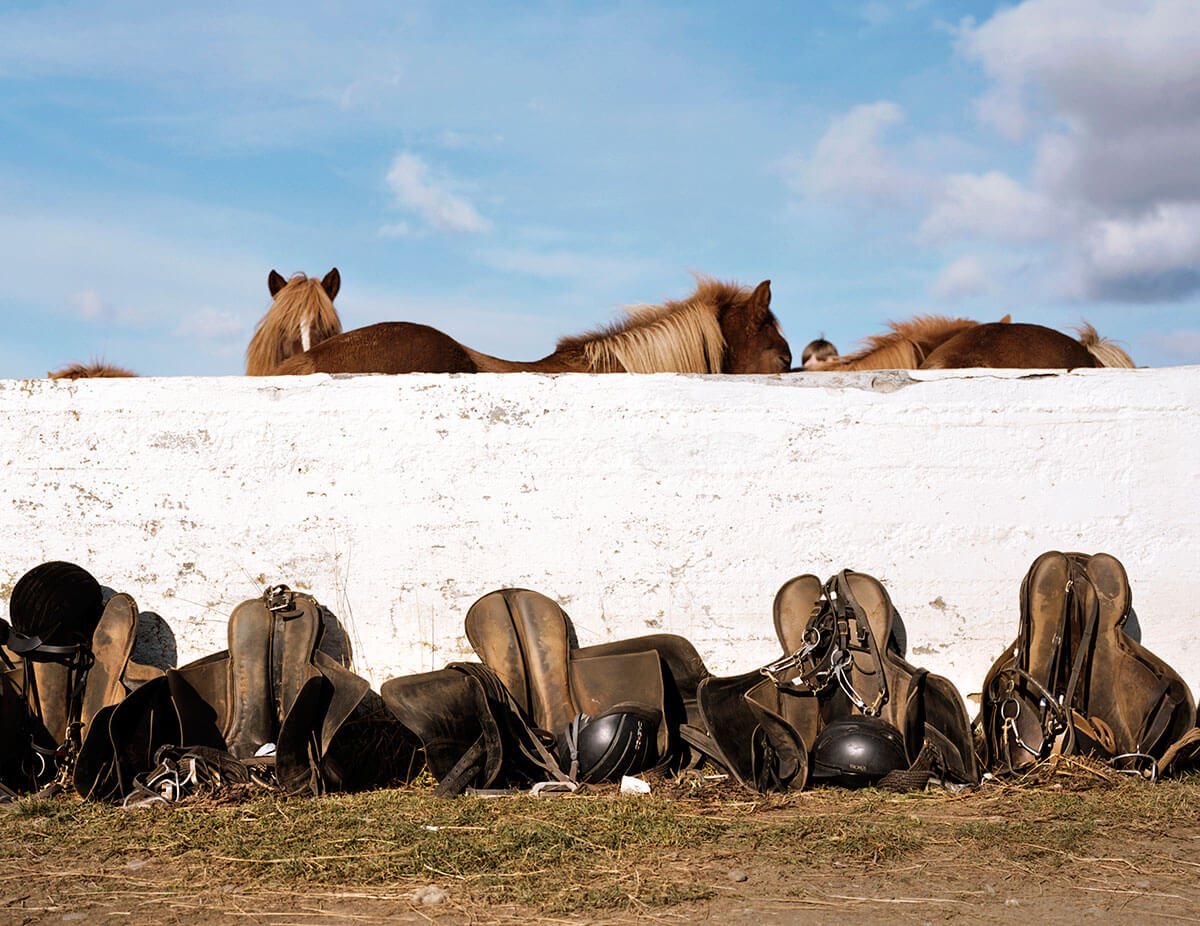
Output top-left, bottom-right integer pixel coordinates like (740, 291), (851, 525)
(125, 859), (148, 871)
(415, 885), (448, 905)
(727, 869), (748, 883)
(1004, 898), (1019, 907)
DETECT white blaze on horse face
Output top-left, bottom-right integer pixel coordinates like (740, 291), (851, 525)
(301, 324), (312, 353)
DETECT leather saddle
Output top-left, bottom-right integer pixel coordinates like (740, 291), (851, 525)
(75, 586), (370, 800)
(1, 592), (161, 797)
(681, 570), (978, 792)
(381, 588), (679, 794)
(981, 551), (1197, 776)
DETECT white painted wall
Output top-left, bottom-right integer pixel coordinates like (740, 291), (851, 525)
(1, 368), (1196, 705)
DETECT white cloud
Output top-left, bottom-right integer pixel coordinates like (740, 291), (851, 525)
(959, 0), (1200, 136)
(959, 0), (1200, 211)
(384, 151), (491, 235)
(931, 255), (990, 301)
(924, 0), (1200, 302)
(1066, 204), (1200, 301)
(920, 171), (1056, 242)
(790, 101), (928, 205)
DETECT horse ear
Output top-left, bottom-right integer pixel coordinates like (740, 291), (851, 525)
(749, 280), (771, 320)
(268, 270), (288, 297)
(321, 268), (341, 301)
(998, 314), (1012, 324)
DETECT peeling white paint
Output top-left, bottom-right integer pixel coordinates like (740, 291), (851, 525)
(0, 367), (1196, 702)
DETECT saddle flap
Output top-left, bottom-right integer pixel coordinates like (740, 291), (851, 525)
(744, 676), (812, 791)
(271, 594), (322, 720)
(772, 574), (823, 654)
(1019, 551), (1073, 692)
(568, 650), (668, 759)
(224, 599), (278, 758)
(1086, 552), (1197, 756)
(833, 570), (905, 715)
(574, 633), (710, 704)
(574, 633), (709, 737)
(81, 594), (147, 732)
(693, 670), (809, 791)
(380, 667), (505, 791)
(692, 671), (764, 788)
(311, 649), (371, 757)
(465, 589), (575, 735)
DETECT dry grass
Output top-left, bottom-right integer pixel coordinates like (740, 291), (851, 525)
(4, 771), (1200, 922)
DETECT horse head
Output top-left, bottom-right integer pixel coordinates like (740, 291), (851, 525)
(247, 269), (343, 375)
(717, 280), (791, 374)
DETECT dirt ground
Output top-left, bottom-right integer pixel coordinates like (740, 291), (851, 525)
(5, 774), (1200, 925)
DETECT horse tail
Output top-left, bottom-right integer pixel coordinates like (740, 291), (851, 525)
(1075, 322), (1135, 368)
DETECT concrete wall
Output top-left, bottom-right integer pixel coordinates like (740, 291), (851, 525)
(1, 367), (1196, 704)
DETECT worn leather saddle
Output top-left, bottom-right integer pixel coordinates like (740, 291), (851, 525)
(381, 588), (681, 795)
(980, 551), (1196, 777)
(2, 589), (161, 798)
(681, 570), (978, 792)
(75, 585), (370, 800)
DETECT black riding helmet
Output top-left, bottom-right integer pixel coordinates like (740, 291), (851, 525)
(809, 717), (908, 787)
(560, 708), (659, 784)
(8, 561), (103, 650)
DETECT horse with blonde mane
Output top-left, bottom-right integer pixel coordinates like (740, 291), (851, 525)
(245, 269), (343, 375)
(806, 314), (1132, 370)
(48, 362), (137, 379)
(271, 276), (791, 375)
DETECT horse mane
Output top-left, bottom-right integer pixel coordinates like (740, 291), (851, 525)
(813, 315), (982, 370)
(48, 361), (137, 379)
(1075, 322), (1135, 368)
(245, 273), (343, 375)
(556, 276), (737, 373)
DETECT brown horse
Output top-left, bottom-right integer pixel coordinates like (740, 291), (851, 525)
(245, 269), (343, 375)
(48, 362), (137, 379)
(271, 277), (791, 375)
(806, 314), (1131, 370)
(921, 321), (1134, 369)
(806, 315), (992, 371)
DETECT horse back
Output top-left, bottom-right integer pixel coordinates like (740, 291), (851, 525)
(921, 322), (1097, 369)
(270, 322), (478, 374)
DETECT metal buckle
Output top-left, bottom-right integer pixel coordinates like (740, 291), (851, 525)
(264, 584), (294, 612)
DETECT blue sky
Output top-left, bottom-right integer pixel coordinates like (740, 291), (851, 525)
(3, 0), (1199, 375)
